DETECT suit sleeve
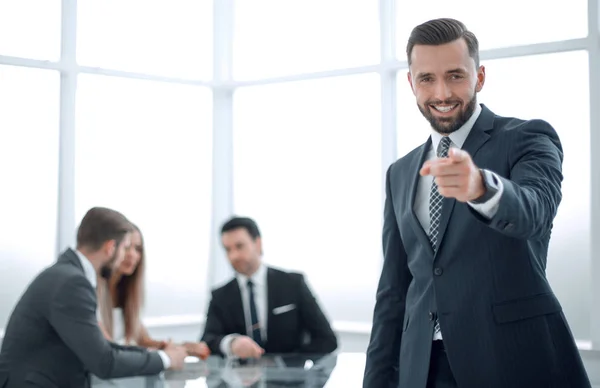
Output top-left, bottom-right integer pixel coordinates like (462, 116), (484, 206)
(363, 164), (412, 388)
(469, 120), (563, 240)
(108, 341), (148, 353)
(49, 276), (164, 379)
(201, 291), (228, 356)
(296, 275), (338, 354)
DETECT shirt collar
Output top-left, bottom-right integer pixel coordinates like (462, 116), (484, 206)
(430, 103), (482, 152)
(236, 263), (267, 288)
(74, 249), (97, 288)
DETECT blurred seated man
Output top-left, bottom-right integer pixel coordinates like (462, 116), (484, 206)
(201, 216), (338, 359)
(97, 222), (210, 359)
(0, 207), (187, 388)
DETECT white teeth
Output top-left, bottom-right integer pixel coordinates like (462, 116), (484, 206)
(433, 105), (456, 113)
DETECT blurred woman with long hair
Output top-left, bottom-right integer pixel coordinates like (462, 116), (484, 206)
(98, 223), (209, 359)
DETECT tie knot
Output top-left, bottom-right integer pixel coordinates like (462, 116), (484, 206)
(247, 279), (254, 289)
(437, 136), (452, 158)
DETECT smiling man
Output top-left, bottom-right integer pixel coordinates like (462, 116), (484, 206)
(363, 18), (590, 388)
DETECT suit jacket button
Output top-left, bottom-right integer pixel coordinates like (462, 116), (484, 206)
(434, 267), (443, 276)
(429, 312), (434, 321)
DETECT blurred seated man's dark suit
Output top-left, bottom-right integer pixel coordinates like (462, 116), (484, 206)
(0, 207), (187, 388)
(201, 217), (338, 358)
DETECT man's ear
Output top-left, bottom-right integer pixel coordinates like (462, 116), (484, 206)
(407, 71), (416, 95)
(475, 65), (486, 92)
(102, 239), (116, 257)
(255, 237), (263, 255)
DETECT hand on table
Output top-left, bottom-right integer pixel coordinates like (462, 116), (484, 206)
(231, 335), (264, 359)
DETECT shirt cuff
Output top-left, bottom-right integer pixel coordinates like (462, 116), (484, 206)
(468, 171), (504, 219)
(220, 334), (240, 357)
(157, 350), (171, 370)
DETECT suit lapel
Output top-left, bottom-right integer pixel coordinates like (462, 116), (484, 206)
(434, 105), (495, 256)
(408, 139), (436, 257)
(266, 268), (275, 343)
(434, 199), (457, 258)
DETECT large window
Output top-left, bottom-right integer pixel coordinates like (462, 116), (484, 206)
(1, 0), (598, 347)
(77, 0), (213, 79)
(233, 74), (382, 322)
(0, 66), (59, 328)
(75, 74), (213, 318)
(234, 0), (379, 80)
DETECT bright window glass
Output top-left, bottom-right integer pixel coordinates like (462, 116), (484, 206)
(0, 0), (61, 60)
(77, 0), (213, 79)
(396, 0), (588, 57)
(233, 74), (382, 323)
(75, 74), (213, 318)
(234, 0), (379, 80)
(0, 66), (59, 328)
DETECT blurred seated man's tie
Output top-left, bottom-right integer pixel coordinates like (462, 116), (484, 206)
(247, 280), (263, 347)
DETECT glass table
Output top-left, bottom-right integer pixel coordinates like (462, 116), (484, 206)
(92, 352), (366, 387)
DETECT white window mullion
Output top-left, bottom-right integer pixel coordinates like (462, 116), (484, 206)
(56, 0), (78, 255)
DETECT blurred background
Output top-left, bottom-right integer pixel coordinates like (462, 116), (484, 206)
(0, 0), (599, 374)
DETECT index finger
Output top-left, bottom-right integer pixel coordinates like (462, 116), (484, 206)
(448, 147), (468, 162)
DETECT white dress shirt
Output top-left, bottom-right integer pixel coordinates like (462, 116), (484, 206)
(74, 249), (171, 369)
(412, 104), (504, 340)
(220, 264), (268, 356)
(110, 308), (127, 344)
(75, 249), (97, 289)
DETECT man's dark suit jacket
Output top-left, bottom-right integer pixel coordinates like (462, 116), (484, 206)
(202, 267), (337, 356)
(0, 249), (163, 388)
(363, 105), (590, 388)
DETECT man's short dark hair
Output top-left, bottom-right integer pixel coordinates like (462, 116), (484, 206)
(221, 216), (261, 240)
(406, 18), (480, 68)
(76, 207), (132, 250)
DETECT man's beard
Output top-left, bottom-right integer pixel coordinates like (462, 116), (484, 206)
(100, 249), (119, 280)
(418, 93), (477, 135)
